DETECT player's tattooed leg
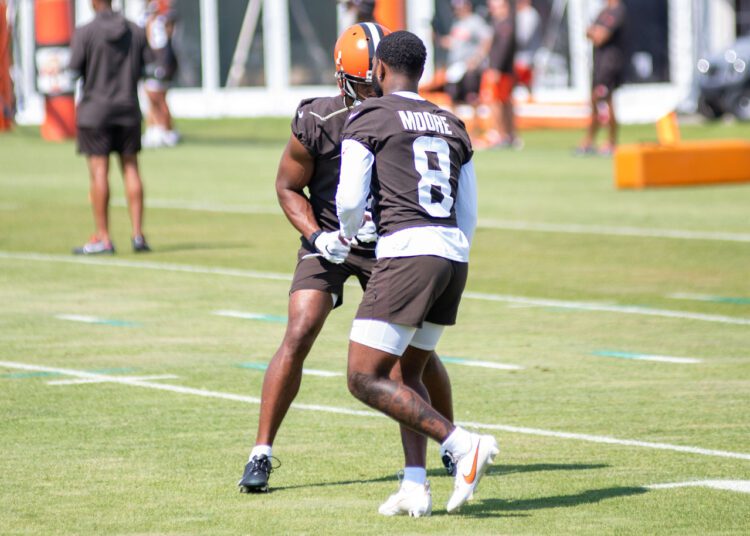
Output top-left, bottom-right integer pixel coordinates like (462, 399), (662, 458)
(348, 371), (453, 442)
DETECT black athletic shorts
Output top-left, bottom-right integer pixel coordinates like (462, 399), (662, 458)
(592, 51), (625, 95)
(445, 67), (483, 104)
(77, 124), (142, 156)
(289, 246), (375, 308)
(355, 255), (469, 328)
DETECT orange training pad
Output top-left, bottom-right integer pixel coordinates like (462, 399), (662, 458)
(615, 140), (750, 189)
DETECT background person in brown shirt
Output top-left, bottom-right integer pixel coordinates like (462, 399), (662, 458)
(480, 0), (519, 149)
(69, 0), (152, 254)
(577, 0), (627, 156)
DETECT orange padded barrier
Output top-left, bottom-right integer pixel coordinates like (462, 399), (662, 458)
(374, 0), (405, 31)
(615, 140), (750, 189)
(35, 0), (76, 140)
(35, 0), (73, 44)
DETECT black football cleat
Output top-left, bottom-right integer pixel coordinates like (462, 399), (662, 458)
(442, 452), (457, 477)
(238, 455), (274, 493)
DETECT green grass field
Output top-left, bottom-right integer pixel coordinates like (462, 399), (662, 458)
(1, 119), (749, 535)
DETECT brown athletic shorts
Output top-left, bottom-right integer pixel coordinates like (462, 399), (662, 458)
(77, 124), (142, 156)
(355, 255), (469, 328)
(289, 247), (375, 308)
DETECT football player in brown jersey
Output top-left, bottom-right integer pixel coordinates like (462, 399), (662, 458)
(338, 30), (498, 514)
(238, 23), (455, 501)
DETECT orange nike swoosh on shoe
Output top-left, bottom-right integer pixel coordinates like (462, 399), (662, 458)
(462, 439), (481, 484)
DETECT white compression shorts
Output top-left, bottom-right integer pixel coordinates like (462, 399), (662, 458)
(349, 319), (445, 356)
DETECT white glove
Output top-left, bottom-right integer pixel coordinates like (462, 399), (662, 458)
(354, 211), (378, 244)
(314, 231), (351, 264)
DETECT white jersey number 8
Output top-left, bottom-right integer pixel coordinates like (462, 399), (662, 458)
(413, 136), (454, 218)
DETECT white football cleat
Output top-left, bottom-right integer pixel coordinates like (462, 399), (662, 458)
(378, 481), (432, 518)
(446, 433), (499, 513)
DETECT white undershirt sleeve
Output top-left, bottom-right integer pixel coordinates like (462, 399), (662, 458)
(337, 139), (374, 240)
(455, 159), (478, 244)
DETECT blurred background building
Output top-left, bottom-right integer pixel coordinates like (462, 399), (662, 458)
(7, 0), (750, 124)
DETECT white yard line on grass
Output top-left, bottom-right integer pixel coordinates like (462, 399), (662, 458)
(2, 360), (749, 462)
(47, 374), (179, 386)
(592, 351), (702, 364)
(441, 357), (524, 371)
(237, 362), (343, 378)
(647, 480), (750, 493)
(54, 314), (139, 327)
(213, 310), (287, 323)
(462, 291), (750, 326)
(112, 199), (280, 215)
(478, 219), (750, 244)
(0, 251), (292, 281)
(112, 200), (750, 244)
(2, 251), (750, 327)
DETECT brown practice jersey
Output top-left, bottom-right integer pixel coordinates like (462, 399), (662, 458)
(291, 95), (351, 234)
(291, 96), (376, 255)
(593, 4), (626, 63)
(488, 16), (516, 75)
(341, 94), (473, 237)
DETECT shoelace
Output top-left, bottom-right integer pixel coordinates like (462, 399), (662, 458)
(251, 455), (281, 476)
(442, 452), (457, 476)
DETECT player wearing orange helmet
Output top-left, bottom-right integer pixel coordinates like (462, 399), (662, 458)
(334, 21), (385, 101)
(237, 24), (455, 508)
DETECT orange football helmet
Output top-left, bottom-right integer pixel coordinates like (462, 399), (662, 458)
(333, 22), (390, 100)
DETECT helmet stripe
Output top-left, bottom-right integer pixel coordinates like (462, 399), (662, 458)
(360, 22), (383, 74)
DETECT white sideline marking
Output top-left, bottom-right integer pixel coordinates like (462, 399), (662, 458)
(2, 360), (750, 462)
(457, 420), (750, 461)
(237, 362), (343, 378)
(113, 200), (750, 244)
(616, 355), (702, 365)
(301, 370), (344, 378)
(47, 374), (179, 386)
(213, 310), (286, 323)
(593, 351), (702, 364)
(668, 293), (724, 302)
(0, 361), (374, 417)
(647, 480), (750, 494)
(479, 219), (750, 244)
(0, 251), (291, 281)
(457, 361), (523, 371)
(3, 251), (750, 327)
(441, 357), (524, 371)
(55, 314), (108, 324)
(112, 199), (280, 215)
(462, 291), (750, 326)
